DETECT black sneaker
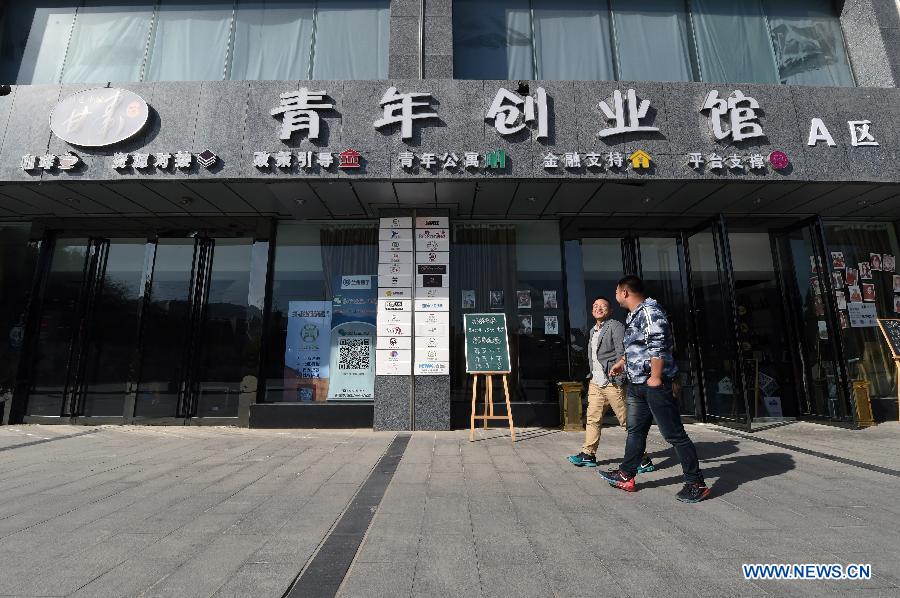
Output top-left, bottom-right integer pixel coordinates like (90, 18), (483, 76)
(676, 482), (711, 503)
(567, 452), (597, 467)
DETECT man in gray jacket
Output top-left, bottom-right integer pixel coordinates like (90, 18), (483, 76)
(568, 296), (654, 472)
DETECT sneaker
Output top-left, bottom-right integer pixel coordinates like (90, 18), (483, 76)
(598, 469), (636, 492)
(637, 457), (655, 474)
(676, 482), (711, 503)
(567, 452), (597, 467)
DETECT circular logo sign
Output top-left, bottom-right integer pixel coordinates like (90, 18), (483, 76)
(50, 88), (149, 147)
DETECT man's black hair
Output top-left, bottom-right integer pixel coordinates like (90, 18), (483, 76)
(592, 295), (611, 307)
(617, 275), (645, 296)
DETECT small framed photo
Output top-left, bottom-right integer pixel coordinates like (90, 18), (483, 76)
(884, 254), (896, 273)
(489, 290), (504, 309)
(839, 311), (850, 329)
(848, 285), (862, 303)
(461, 289), (475, 309)
(831, 252), (845, 269)
(831, 271), (844, 289)
(516, 290), (531, 309)
(870, 253), (882, 271)
(845, 267), (858, 286)
(543, 290), (558, 309)
(859, 262), (872, 280)
(519, 315), (533, 335)
(835, 290), (847, 310)
(544, 315), (559, 335)
(895, 295), (900, 314)
(894, 275), (900, 293)
(862, 283), (876, 302)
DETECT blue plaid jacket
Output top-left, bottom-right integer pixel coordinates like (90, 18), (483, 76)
(624, 298), (679, 384)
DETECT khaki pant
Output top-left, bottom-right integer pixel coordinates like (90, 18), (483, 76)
(582, 381), (627, 456)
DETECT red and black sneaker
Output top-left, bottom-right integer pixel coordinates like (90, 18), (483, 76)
(676, 482), (711, 503)
(598, 469), (636, 492)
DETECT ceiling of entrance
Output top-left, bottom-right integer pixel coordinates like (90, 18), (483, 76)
(0, 179), (897, 231)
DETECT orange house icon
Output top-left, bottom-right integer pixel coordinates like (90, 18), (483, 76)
(629, 150), (652, 169)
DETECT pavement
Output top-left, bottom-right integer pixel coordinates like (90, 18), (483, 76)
(0, 421), (899, 598)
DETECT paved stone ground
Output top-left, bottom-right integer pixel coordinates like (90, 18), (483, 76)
(0, 422), (899, 598)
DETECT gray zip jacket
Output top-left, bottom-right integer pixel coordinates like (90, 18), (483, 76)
(586, 319), (626, 386)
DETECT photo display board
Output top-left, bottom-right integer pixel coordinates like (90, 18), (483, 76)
(464, 313), (511, 373)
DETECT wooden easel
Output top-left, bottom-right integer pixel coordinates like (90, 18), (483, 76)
(469, 372), (515, 442)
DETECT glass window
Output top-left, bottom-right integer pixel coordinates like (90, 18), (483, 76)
(452, 0), (533, 80)
(1, 2), (76, 85)
(452, 0), (854, 86)
(763, 0), (855, 86)
(690, 0), (780, 84)
(451, 222), (567, 402)
(610, 0), (694, 82)
(533, 0), (614, 80)
(231, 0), (315, 81)
(825, 222), (900, 419)
(312, 0), (390, 80)
(263, 222), (378, 403)
(144, 0), (234, 82)
(1, 1), (391, 84)
(61, 1), (154, 84)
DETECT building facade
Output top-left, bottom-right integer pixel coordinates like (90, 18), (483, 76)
(0, 0), (898, 431)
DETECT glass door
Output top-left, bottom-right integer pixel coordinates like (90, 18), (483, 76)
(24, 235), (254, 423)
(25, 238), (91, 417)
(774, 218), (851, 421)
(686, 216), (750, 429)
(135, 237), (253, 421)
(636, 237), (697, 418)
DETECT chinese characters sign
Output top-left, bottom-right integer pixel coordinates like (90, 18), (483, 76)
(49, 88), (149, 147)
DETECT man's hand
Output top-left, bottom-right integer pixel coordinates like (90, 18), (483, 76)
(609, 358), (625, 377)
(647, 375), (663, 388)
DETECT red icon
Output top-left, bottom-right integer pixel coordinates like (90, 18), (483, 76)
(768, 151), (789, 170)
(339, 148), (361, 169)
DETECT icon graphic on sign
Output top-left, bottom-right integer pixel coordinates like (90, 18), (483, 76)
(301, 324), (319, 342)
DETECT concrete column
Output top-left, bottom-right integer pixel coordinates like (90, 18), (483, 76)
(840, 0), (897, 87)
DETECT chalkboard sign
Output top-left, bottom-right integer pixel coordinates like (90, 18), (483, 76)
(877, 319), (900, 359)
(464, 313), (511, 373)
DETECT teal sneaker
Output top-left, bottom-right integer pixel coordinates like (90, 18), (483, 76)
(567, 452), (597, 467)
(637, 457), (655, 474)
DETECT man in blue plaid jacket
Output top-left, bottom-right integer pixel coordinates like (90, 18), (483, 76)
(598, 276), (711, 503)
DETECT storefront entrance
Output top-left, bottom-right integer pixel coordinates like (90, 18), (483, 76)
(20, 234), (256, 424)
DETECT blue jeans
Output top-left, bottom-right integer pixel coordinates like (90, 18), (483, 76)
(621, 381), (703, 484)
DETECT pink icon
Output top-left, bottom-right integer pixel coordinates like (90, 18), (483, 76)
(769, 151), (789, 170)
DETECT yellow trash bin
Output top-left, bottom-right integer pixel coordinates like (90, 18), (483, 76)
(557, 381), (584, 431)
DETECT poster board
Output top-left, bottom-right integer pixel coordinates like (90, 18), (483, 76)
(876, 319), (900, 359)
(463, 313), (511, 373)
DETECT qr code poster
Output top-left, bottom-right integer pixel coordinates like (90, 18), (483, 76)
(328, 324), (376, 400)
(338, 337), (371, 370)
